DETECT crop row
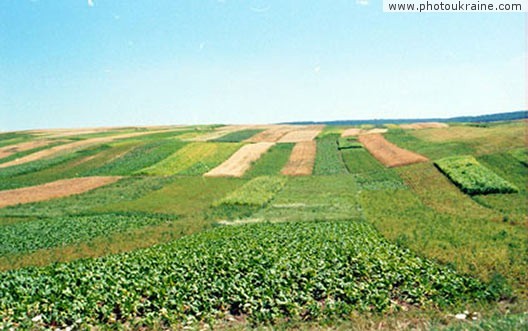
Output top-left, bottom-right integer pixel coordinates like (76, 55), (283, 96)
(212, 129), (263, 142)
(84, 140), (187, 176)
(0, 212), (176, 255)
(243, 143), (294, 177)
(0, 177), (173, 218)
(434, 156), (518, 195)
(139, 142), (241, 176)
(313, 135), (348, 175)
(0, 220), (496, 329)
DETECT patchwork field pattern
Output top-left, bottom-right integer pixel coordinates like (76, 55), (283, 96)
(0, 139), (57, 160)
(359, 134), (428, 167)
(0, 143), (138, 190)
(435, 156), (518, 195)
(0, 121), (526, 329)
(0, 177), (121, 208)
(139, 142), (241, 176)
(84, 140), (187, 176)
(243, 143), (294, 177)
(205, 142), (274, 177)
(0, 130), (170, 169)
(281, 141), (316, 176)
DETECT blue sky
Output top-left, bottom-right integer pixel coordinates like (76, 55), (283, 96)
(0, 1), (525, 130)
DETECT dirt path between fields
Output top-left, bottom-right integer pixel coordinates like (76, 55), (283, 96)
(204, 142), (275, 177)
(281, 141), (316, 176)
(0, 177), (121, 208)
(358, 134), (428, 167)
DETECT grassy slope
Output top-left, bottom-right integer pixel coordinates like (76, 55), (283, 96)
(253, 175), (361, 222)
(474, 152), (528, 225)
(360, 162), (527, 298)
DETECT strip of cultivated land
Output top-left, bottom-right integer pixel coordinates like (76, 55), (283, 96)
(0, 139), (57, 160)
(0, 177), (121, 208)
(245, 125), (296, 142)
(204, 142), (274, 177)
(399, 122), (449, 129)
(0, 130), (170, 168)
(358, 133), (428, 167)
(281, 141), (317, 176)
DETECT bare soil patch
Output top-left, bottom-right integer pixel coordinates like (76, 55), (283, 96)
(358, 134), (428, 167)
(204, 142), (275, 177)
(0, 131), (166, 168)
(0, 177), (121, 208)
(281, 141), (316, 176)
(365, 128), (388, 134)
(400, 122), (449, 130)
(278, 127), (322, 143)
(246, 126), (297, 143)
(0, 140), (56, 160)
(341, 128), (364, 137)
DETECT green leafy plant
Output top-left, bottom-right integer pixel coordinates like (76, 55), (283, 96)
(435, 156), (518, 195)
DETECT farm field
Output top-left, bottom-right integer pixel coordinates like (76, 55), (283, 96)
(0, 120), (526, 329)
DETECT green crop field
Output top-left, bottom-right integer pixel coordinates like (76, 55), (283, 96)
(0, 120), (526, 330)
(243, 143), (294, 177)
(139, 142), (242, 176)
(313, 134), (348, 175)
(211, 128), (264, 142)
(0, 221), (497, 329)
(435, 155), (518, 194)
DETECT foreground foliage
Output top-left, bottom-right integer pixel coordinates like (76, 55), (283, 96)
(0, 220), (498, 329)
(435, 156), (518, 195)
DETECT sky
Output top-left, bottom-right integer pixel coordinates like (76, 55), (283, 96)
(0, 0), (526, 130)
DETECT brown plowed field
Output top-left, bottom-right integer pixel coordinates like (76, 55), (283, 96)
(358, 134), (428, 167)
(0, 140), (56, 160)
(204, 142), (274, 177)
(281, 141), (316, 176)
(0, 177), (121, 208)
(0, 130), (166, 168)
